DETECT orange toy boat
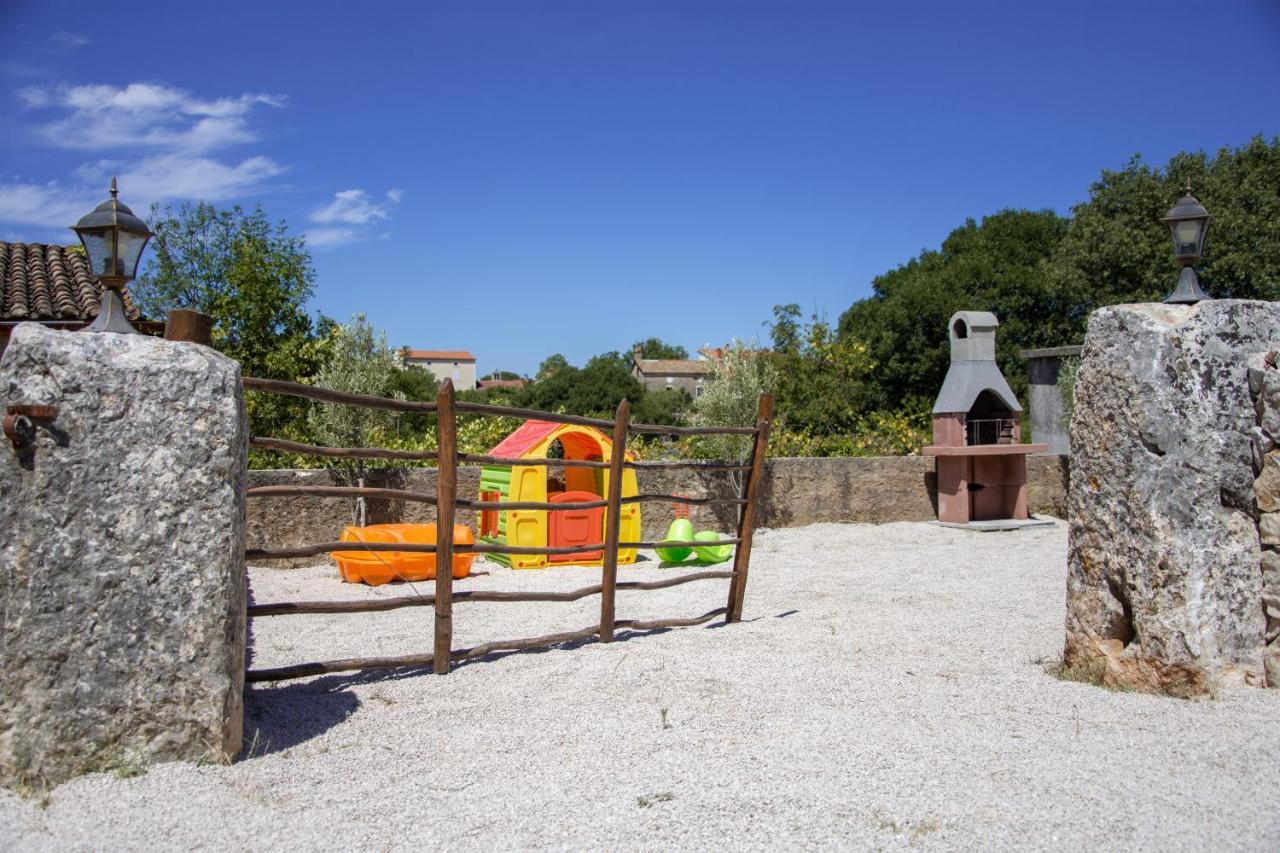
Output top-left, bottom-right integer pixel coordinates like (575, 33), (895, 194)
(332, 523), (476, 586)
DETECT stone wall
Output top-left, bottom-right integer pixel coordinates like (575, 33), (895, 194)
(0, 324), (247, 787)
(1248, 349), (1280, 686)
(1065, 301), (1280, 696)
(247, 454), (1069, 566)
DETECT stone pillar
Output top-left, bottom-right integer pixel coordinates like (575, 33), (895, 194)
(1248, 349), (1280, 686)
(1064, 301), (1280, 696)
(0, 323), (246, 786)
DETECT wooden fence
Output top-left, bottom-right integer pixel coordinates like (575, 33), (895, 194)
(242, 377), (773, 682)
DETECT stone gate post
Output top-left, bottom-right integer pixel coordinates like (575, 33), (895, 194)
(0, 323), (246, 786)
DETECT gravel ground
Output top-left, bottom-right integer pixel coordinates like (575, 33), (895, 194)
(3, 520), (1280, 851)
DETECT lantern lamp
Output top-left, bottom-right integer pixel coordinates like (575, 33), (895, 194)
(71, 177), (153, 333)
(1160, 179), (1212, 305)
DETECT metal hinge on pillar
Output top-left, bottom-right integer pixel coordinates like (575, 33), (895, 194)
(4, 404), (58, 452)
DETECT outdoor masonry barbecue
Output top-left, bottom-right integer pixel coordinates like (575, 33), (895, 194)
(922, 311), (1046, 525)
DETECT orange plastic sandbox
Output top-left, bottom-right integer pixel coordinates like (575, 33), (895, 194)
(333, 523), (476, 586)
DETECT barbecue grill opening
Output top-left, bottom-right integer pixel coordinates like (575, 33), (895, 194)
(966, 390), (1017, 446)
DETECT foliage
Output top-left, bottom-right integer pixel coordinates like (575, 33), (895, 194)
(838, 208), (1069, 413)
(386, 363), (439, 436)
(687, 341), (778, 462)
(767, 410), (931, 458)
(536, 353), (570, 379)
(134, 201), (330, 444)
(306, 316), (403, 522)
(518, 351), (646, 417)
(767, 304), (876, 435)
(632, 337), (689, 360)
(1046, 136), (1280, 318)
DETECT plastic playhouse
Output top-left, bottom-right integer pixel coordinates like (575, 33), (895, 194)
(478, 420), (641, 568)
(333, 523), (476, 586)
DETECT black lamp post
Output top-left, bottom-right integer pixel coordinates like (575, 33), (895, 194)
(1160, 179), (1212, 305)
(71, 177), (153, 333)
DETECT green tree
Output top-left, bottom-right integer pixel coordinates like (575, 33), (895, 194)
(134, 202), (329, 441)
(689, 341), (778, 473)
(838, 208), (1070, 411)
(307, 315), (403, 525)
(768, 307), (875, 435)
(520, 351), (646, 417)
(536, 353), (570, 379)
(1047, 135), (1280, 322)
(632, 337), (689, 360)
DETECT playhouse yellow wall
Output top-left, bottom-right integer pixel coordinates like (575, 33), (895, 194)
(502, 425), (639, 569)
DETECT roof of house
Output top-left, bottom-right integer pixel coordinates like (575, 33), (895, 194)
(478, 378), (526, 389)
(1, 242), (142, 322)
(633, 356), (714, 377)
(487, 419), (634, 462)
(401, 349), (476, 362)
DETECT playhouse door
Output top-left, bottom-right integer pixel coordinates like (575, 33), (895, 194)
(548, 490), (604, 563)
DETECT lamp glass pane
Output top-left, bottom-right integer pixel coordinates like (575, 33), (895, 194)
(76, 228), (114, 277)
(115, 230), (150, 279)
(1172, 219), (1203, 257)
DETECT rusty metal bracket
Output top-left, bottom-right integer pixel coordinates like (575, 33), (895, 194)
(4, 404), (58, 453)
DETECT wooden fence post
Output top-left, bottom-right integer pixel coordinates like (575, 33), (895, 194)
(434, 379), (457, 674)
(599, 398), (630, 642)
(726, 394), (774, 623)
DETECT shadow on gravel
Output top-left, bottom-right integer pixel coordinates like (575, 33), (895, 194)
(240, 679), (362, 759)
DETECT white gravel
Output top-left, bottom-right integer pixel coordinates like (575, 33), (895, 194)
(4, 520), (1280, 851)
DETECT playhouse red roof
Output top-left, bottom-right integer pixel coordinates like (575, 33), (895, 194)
(488, 420), (565, 459)
(488, 419), (632, 461)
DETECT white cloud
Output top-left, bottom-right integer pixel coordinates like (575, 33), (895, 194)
(303, 227), (358, 249)
(310, 188), (401, 225)
(305, 188), (402, 249)
(17, 82), (284, 153)
(0, 80), (289, 234)
(0, 181), (97, 230)
(48, 33), (91, 55)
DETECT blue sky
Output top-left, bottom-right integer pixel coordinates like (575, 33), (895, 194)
(2, 1), (1278, 376)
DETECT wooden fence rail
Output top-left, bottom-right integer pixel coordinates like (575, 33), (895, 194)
(242, 377), (773, 682)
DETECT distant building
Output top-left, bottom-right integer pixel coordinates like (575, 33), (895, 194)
(400, 349), (477, 391)
(478, 378), (526, 391)
(631, 347), (714, 397)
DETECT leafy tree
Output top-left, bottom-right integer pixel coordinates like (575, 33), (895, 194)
(1046, 135), (1280, 322)
(520, 351), (645, 417)
(632, 337), (689, 360)
(768, 306), (875, 435)
(307, 315), (403, 525)
(386, 362), (439, 436)
(536, 353), (570, 379)
(689, 341), (779, 472)
(838, 208), (1069, 411)
(134, 202), (329, 441)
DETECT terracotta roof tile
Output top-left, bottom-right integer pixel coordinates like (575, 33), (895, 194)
(401, 349), (476, 361)
(0, 242), (141, 322)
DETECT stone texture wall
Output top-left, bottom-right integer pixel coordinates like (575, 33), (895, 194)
(0, 324), (247, 787)
(1248, 349), (1280, 686)
(1065, 301), (1280, 696)
(247, 454), (1069, 566)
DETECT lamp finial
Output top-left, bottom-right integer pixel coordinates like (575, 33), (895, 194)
(109, 176), (118, 199)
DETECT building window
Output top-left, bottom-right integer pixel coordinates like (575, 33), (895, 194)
(695, 385), (704, 398)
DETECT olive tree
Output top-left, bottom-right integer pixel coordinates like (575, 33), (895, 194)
(307, 315), (403, 525)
